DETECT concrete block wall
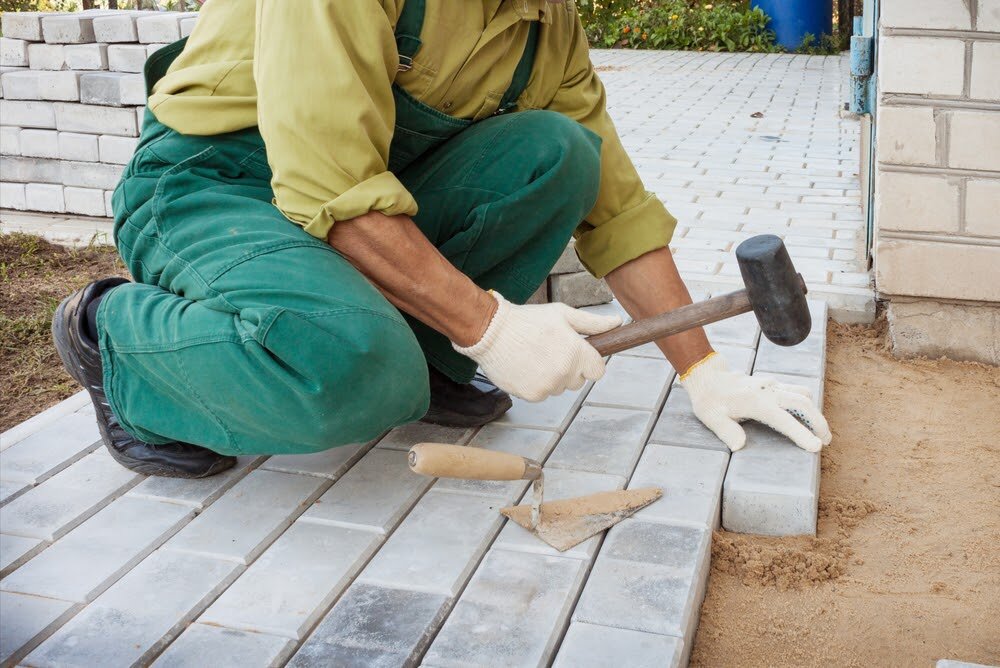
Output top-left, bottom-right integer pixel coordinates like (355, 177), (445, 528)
(873, 0), (1000, 364)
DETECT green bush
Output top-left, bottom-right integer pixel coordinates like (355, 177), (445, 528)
(581, 0), (780, 52)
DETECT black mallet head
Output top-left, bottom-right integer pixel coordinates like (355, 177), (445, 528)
(735, 235), (811, 347)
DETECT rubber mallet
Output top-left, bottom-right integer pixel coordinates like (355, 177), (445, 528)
(585, 234), (811, 355)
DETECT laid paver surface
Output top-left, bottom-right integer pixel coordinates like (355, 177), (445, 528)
(1, 49), (844, 667)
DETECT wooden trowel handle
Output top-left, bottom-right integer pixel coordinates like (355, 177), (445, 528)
(408, 443), (542, 481)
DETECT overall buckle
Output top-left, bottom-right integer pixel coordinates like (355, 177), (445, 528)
(398, 55), (414, 72)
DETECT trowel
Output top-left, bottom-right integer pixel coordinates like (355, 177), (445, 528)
(408, 443), (661, 551)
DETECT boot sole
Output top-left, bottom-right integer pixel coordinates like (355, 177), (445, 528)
(420, 394), (514, 428)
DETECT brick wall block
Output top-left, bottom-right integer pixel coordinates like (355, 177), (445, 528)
(99, 135), (139, 165)
(120, 74), (145, 106)
(28, 43), (66, 71)
(979, 0), (1000, 32)
(136, 106), (145, 132)
(879, 0), (971, 30)
(966, 179), (1000, 237)
(0, 182), (28, 210)
(60, 160), (125, 190)
(80, 72), (129, 107)
(3, 156), (63, 184)
(25, 183), (65, 213)
(549, 272), (613, 308)
(136, 13), (183, 44)
(146, 43), (169, 59)
(0, 127), (20, 155)
(59, 132), (100, 162)
(2, 70), (80, 102)
(20, 129), (60, 159)
(104, 190), (114, 217)
(876, 106), (937, 166)
(179, 16), (198, 38)
(948, 110), (1000, 172)
(0, 100), (57, 129)
(970, 42), (1000, 103)
(64, 186), (108, 217)
(1, 12), (45, 42)
(878, 37), (965, 96)
(108, 44), (148, 73)
(876, 172), (960, 234)
(65, 44), (109, 71)
(1, 39), (30, 68)
(42, 15), (96, 44)
(92, 13), (140, 43)
(55, 102), (138, 137)
(876, 239), (1000, 301)
(552, 241), (585, 274)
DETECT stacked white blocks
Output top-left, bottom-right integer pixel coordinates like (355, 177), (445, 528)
(0, 10), (197, 218)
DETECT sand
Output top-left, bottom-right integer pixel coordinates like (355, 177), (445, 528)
(690, 320), (1000, 667)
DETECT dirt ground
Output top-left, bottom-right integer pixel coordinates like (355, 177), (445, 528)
(0, 233), (128, 432)
(690, 321), (1000, 667)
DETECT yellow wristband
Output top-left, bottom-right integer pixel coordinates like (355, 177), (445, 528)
(679, 351), (718, 382)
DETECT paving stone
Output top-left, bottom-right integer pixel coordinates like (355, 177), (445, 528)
(3, 70), (80, 101)
(494, 384), (588, 432)
(375, 421), (474, 450)
(0, 480), (29, 505)
(544, 405), (652, 478)
(64, 186), (107, 217)
(55, 101), (138, 136)
(494, 468), (626, 560)
(200, 521), (380, 639)
(753, 329), (826, 378)
(27, 43), (66, 70)
(722, 424), (820, 536)
(2, 496), (192, 603)
(649, 386), (728, 452)
(136, 12), (183, 43)
(0, 592), (77, 667)
(0, 451), (139, 541)
(0, 126), (19, 155)
(0, 99), (56, 128)
(1, 12), (44, 41)
(64, 43), (108, 70)
(165, 469), (325, 564)
(629, 443), (729, 529)
(179, 16), (199, 38)
(58, 131), (99, 161)
(300, 448), (431, 533)
(359, 490), (505, 597)
(433, 425), (557, 501)
(60, 159), (124, 189)
(0, 182), (27, 210)
(0, 391), (90, 450)
(26, 550), (242, 668)
(42, 15), (96, 44)
(0, 37), (29, 67)
(80, 71), (131, 106)
(261, 441), (370, 479)
(586, 354), (673, 410)
(25, 183), (65, 213)
(935, 662), (998, 668)
(551, 240), (585, 274)
(549, 271), (613, 307)
(153, 624), (295, 668)
(107, 43), (148, 72)
(92, 13), (140, 43)
(553, 622), (684, 668)
(703, 308), (762, 348)
(573, 519), (711, 644)
(425, 550), (587, 667)
(671, 343), (757, 386)
(0, 409), (101, 484)
(126, 455), (259, 510)
(288, 583), (449, 668)
(754, 371), (823, 407)
(0, 533), (44, 577)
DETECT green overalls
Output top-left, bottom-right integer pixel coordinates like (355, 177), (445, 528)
(101, 0), (603, 455)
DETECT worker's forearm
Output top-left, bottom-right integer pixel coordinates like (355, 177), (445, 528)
(327, 212), (496, 347)
(604, 246), (713, 374)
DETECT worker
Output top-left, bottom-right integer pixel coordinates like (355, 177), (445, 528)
(52, 0), (832, 479)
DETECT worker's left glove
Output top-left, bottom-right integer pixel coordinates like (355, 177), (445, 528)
(680, 352), (832, 452)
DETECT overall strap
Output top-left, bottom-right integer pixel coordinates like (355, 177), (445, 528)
(144, 37), (188, 95)
(395, 0), (425, 71)
(495, 20), (540, 115)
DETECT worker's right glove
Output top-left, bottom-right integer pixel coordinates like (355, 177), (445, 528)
(453, 291), (621, 402)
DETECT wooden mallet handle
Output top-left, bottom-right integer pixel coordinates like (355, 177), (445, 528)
(408, 443), (543, 481)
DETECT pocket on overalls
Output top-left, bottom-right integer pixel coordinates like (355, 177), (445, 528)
(150, 146), (219, 237)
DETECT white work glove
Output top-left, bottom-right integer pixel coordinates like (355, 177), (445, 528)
(681, 352), (832, 452)
(453, 291), (621, 402)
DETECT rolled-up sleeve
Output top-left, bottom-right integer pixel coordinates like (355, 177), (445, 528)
(254, 0), (418, 240)
(543, 9), (677, 278)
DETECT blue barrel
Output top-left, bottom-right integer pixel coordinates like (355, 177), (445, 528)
(752, 0), (833, 49)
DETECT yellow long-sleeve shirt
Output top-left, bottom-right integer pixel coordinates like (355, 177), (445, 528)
(148, 0), (677, 278)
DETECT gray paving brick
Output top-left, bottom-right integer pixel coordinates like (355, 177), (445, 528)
(0, 99), (56, 129)
(551, 241), (584, 274)
(753, 330), (826, 378)
(0, 182), (27, 210)
(703, 308), (762, 348)
(722, 425), (820, 536)
(200, 521), (379, 639)
(935, 662), (998, 668)
(549, 271), (613, 307)
(80, 71), (130, 106)
(0, 533), (44, 577)
(1, 12), (44, 41)
(545, 405), (652, 478)
(2, 496), (192, 603)
(3, 155), (63, 184)
(0, 592), (77, 667)
(671, 343), (757, 385)
(61, 159), (124, 189)
(261, 441), (370, 479)
(153, 624), (295, 668)
(375, 421), (474, 450)
(433, 425), (557, 501)
(64, 186), (107, 216)
(107, 43), (147, 72)
(165, 469), (325, 564)
(573, 520), (711, 644)
(55, 102), (137, 136)
(0, 126), (19, 155)
(425, 550), (587, 667)
(0, 410), (101, 485)
(126, 455), (259, 510)
(649, 386), (729, 452)
(629, 443), (729, 529)
(25, 183), (65, 213)
(1, 37), (29, 67)
(494, 384), (588, 432)
(359, 490), (505, 597)
(136, 12), (182, 43)
(20, 128), (59, 158)
(41, 15), (96, 44)
(289, 583), (449, 668)
(586, 354), (673, 410)
(0, 480), (29, 504)
(26, 550), (242, 668)
(92, 13), (139, 43)
(27, 43), (66, 70)
(553, 622), (684, 668)
(0, 451), (139, 541)
(64, 43), (108, 70)
(179, 16), (199, 39)
(3, 69), (80, 101)
(494, 468), (626, 560)
(58, 131), (99, 162)
(299, 448), (431, 533)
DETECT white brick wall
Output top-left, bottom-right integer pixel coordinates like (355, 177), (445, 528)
(876, 172), (961, 234)
(875, 106), (937, 166)
(948, 111), (1000, 172)
(970, 42), (1000, 101)
(877, 37), (965, 96)
(965, 180), (1000, 237)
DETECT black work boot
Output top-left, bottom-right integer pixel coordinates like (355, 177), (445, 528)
(52, 278), (236, 478)
(421, 365), (513, 428)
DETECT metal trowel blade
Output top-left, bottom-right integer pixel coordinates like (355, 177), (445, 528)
(500, 487), (662, 552)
